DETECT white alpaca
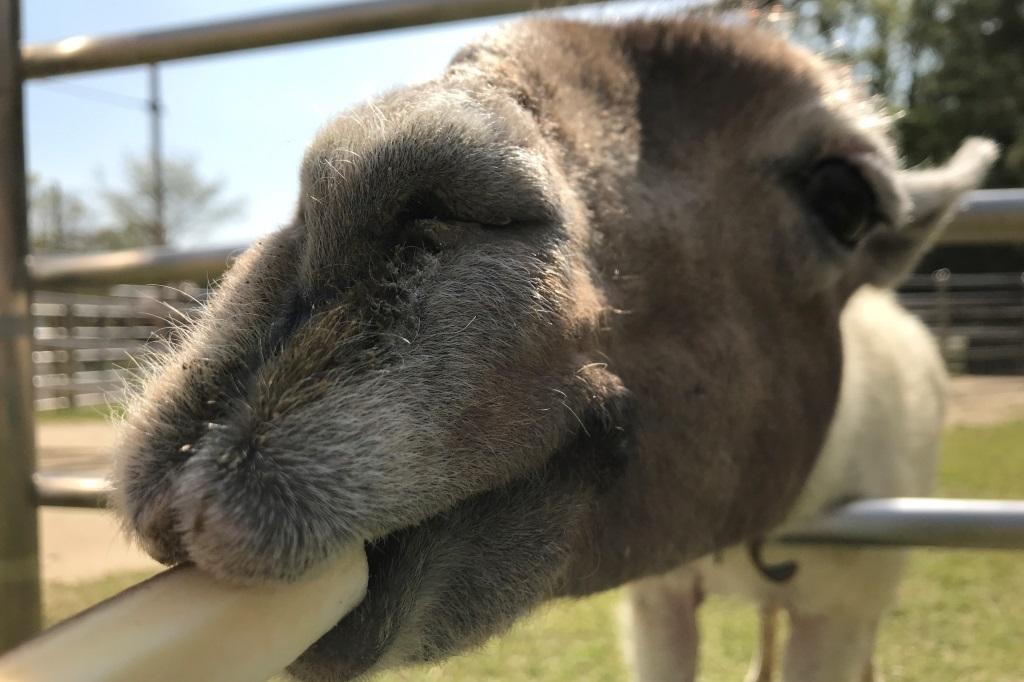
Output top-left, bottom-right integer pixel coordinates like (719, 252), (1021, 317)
(624, 285), (946, 682)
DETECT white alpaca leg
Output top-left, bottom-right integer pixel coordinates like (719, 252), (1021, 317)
(623, 570), (701, 682)
(744, 605), (780, 682)
(781, 609), (880, 682)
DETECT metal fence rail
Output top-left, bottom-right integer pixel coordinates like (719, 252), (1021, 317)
(777, 497), (1024, 550)
(20, 0), (598, 78)
(22, 189), (1024, 287)
(30, 468), (1024, 550)
(940, 188), (1024, 243)
(28, 245), (240, 288)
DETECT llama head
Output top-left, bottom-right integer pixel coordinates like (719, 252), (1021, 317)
(112, 16), (996, 680)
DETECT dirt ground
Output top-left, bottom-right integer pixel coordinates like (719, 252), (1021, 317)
(31, 375), (1024, 583)
(945, 375), (1024, 427)
(35, 421), (159, 582)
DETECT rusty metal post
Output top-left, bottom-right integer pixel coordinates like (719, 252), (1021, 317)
(0, 0), (42, 651)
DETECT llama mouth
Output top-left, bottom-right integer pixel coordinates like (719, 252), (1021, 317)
(293, 474), (569, 680)
(291, 420), (619, 680)
(122, 392), (622, 680)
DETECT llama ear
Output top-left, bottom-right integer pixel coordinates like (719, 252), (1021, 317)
(858, 137), (999, 287)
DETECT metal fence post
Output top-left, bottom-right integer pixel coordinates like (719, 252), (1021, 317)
(60, 304), (75, 409)
(0, 0), (42, 651)
(1019, 272), (1024, 374)
(934, 268), (951, 363)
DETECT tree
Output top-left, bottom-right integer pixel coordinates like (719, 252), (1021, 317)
(777, 0), (1024, 187)
(101, 155), (244, 246)
(28, 175), (91, 253)
(781, 0), (912, 102)
(900, 0), (1024, 187)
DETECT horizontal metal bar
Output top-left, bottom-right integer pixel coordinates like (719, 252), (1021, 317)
(28, 245), (238, 287)
(776, 498), (1024, 550)
(942, 189), (1024, 244)
(20, 0), (597, 78)
(33, 472), (109, 508)
(25, 189), (1024, 288)
(904, 273), (1024, 287)
(30, 481), (1024, 551)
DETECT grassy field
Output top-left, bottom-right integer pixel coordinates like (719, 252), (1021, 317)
(43, 422), (1024, 681)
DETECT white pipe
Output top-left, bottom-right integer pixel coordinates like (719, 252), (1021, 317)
(0, 544), (368, 682)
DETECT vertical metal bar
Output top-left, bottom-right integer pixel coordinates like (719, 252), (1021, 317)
(61, 304), (75, 409)
(1018, 272), (1024, 374)
(935, 268), (951, 366)
(148, 63), (164, 245)
(0, 0), (43, 652)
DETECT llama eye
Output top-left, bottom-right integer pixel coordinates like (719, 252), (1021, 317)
(405, 219), (466, 252)
(803, 158), (879, 247)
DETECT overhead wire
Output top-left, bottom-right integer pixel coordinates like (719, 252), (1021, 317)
(31, 77), (150, 111)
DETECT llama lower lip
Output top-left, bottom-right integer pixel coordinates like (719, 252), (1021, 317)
(294, 443), (592, 680)
(289, 531), (408, 680)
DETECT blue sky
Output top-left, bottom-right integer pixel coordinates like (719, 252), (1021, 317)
(23, 0), (685, 248)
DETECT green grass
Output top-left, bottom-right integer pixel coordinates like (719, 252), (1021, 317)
(871, 421), (1024, 682)
(42, 423), (1024, 681)
(43, 571), (155, 629)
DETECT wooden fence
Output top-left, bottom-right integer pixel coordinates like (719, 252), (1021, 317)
(29, 272), (1024, 416)
(30, 287), (202, 411)
(902, 271), (1024, 375)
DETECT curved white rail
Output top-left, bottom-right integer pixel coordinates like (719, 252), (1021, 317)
(0, 544), (367, 682)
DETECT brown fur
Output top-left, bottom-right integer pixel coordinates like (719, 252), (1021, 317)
(112, 16), (994, 680)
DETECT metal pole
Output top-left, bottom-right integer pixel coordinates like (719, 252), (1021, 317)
(28, 243), (240, 287)
(0, 0), (43, 651)
(148, 63), (165, 245)
(20, 0), (599, 78)
(52, 183), (63, 247)
(32, 473), (109, 509)
(935, 268), (951, 362)
(1018, 272), (1024, 374)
